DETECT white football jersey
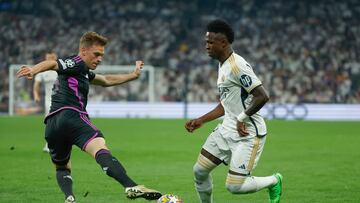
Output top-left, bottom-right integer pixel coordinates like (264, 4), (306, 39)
(34, 71), (57, 113)
(217, 52), (267, 136)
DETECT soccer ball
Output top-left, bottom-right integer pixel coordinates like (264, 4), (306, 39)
(156, 194), (183, 203)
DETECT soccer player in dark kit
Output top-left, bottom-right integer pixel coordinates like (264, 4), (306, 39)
(16, 31), (162, 203)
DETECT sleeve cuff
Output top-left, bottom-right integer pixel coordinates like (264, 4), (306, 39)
(237, 112), (248, 122)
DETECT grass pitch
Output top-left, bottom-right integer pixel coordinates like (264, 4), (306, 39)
(0, 116), (359, 203)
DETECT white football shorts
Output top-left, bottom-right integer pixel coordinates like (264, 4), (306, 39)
(202, 124), (266, 175)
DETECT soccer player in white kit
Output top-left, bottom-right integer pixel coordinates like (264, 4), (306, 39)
(185, 19), (282, 203)
(33, 51), (58, 152)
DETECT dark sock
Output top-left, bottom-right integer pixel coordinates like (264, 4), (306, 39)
(95, 149), (137, 188)
(56, 169), (74, 198)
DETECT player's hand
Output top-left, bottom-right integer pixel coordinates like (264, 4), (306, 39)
(16, 65), (34, 80)
(185, 119), (203, 133)
(236, 121), (249, 137)
(133, 60), (144, 78)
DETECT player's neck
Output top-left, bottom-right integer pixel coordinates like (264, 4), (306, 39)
(219, 49), (233, 64)
(78, 54), (89, 68)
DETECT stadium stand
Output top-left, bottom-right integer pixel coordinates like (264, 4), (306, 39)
(1, 0), (359, 113)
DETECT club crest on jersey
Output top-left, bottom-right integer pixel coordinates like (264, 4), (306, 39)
(65, 59), (76, 68)
(239, 74), (252, 87)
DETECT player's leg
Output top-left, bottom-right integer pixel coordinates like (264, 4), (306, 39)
(76, 113), (161, 200)
(45, 110), (76, 202)
(225, 136), (282, 202)
(84, 137), (137, 187)
(84, 137), (161, 200)
(226, 172), (282, 203)
(194, 125), (226, 203)
(55, 161), (75, 203)
(194, 149), (221, 203)
(48, 147), (75, 202)
(225, 171), (277, 194)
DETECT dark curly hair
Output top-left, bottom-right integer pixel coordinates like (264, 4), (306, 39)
(206, 19), (234, 44)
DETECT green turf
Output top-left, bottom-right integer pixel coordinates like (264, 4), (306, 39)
(0, 116), (359, 202)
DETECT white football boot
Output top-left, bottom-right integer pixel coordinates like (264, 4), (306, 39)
(125, 185), (162, 200)
(64, 195), (75, 203)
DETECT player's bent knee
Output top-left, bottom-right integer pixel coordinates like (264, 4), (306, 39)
(225, 173), (248, 194)
(193, 154), (218, 179)
(84, 137), (108, 158)
(225, 174), (257, 194)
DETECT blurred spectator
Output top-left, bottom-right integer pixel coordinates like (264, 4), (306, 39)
(1, 0), (360, 114)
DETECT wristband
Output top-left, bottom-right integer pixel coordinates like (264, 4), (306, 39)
(237, 112), (248, 122)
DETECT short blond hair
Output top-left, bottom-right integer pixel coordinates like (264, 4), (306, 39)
(79, 31), (108, 48)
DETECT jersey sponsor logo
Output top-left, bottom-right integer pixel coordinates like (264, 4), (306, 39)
(240, 74), (252, 87)
(65, 59), (76, 68)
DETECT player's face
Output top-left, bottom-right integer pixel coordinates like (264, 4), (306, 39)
(205, 32), (225, 60)
(81, 44), (105, 70)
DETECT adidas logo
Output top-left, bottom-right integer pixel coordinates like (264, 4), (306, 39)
(239, 164), (246, 169)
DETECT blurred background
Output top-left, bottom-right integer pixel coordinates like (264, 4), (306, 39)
(1, 0), (359, 119)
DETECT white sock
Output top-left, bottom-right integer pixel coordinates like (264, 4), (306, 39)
(226, 174), (277, 194)
(193, 155), (217, 203)
(195, 175), (213, 203)
(254, 175), (277, 190)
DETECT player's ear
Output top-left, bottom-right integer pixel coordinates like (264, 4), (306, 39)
(79, 46), (87, 56)
(219, 35), (228, 48)
(221, 38), (228, 48)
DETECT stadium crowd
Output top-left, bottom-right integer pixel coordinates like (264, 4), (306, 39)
(1, 0), (359, 113)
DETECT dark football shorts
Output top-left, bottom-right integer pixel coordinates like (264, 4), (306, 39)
(45, 109), (103, 165)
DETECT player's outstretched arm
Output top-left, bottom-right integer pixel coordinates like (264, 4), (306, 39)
(16, 60), (58, 80)
(91, 60), (144, 87)
(185, 103), (224, 133)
